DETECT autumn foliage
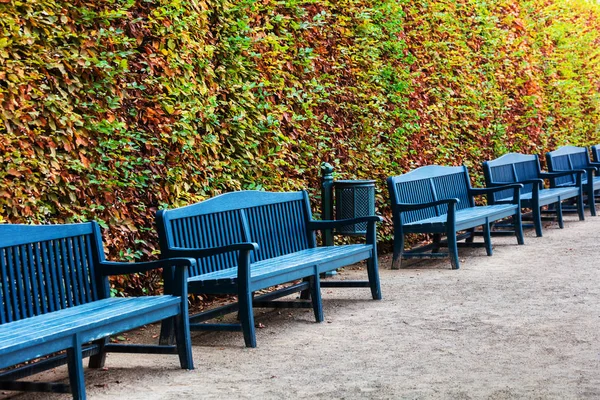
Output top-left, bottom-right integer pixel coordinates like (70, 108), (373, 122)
(1, 0), (599, 292)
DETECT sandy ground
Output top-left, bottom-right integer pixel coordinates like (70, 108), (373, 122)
(3, 211), (600, 399)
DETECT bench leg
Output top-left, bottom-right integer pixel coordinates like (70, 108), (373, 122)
(556, 201), (565, 229)
(514, 210), (525, 245)
(465, 228), (475, 243)
(300, 278), (311, 300)
(391, 233), (404, 270)
(483, 222), (493, 256)
(367, 251), (382, 300)
(310, 273), (324, 322)
(88, 338), (107, 369)
(174, 314), (194, 369)
(159, 317), (176, 346)
(533, 206), (543, 237)
(239, 290), (257, 348)
(581, 190), (589, 218)
(447, 232), (459, 270)
(67, 335), (86, 400)
(431, 234), (441, 252)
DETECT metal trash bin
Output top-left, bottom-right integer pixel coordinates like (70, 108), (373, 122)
(334, 180), (376, 235)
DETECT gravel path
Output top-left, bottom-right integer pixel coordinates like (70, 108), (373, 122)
(4, 211), (600, 399)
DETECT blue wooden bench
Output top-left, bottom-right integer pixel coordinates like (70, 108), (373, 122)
(545, 146), (600, 216)
(156, 190), (382, 348)
(483, 153), (584, 237)
(387, 165), (524, 270)
(0, 222), (194, 399)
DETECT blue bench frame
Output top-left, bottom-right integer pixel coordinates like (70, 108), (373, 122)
(483, 153), (584, 237)
(387, 165), (524, 270)
(156, 190), (382, 348)
(545, 146), (600, 216)
(0, 222), (194, 400)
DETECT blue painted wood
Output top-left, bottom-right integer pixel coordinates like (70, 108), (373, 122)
(483, 152), (585, 236)
(592, 145), (600, 163)
(387, 165), (524, 270)
(546, 146), (600, 216)
(156, 190), (382, 348)
(0, 222), (194, 399)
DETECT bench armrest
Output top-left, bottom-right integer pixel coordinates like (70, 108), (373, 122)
(489, 179), (543, 190)
(99, 258), (195, 297)
(588, 161), (600, 170)
(99, 258), (196, 276)
(539, 169), (584, 188)
(470, 184), (522, 204)
(395, 198), (459, 211)
(539, 170), (584, 179)
(168, 242), (259, 258)
(308, 216), (384, 231)
(469, 183), (522, 196)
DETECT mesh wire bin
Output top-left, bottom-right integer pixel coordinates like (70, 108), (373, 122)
(334, 180), (376, 235)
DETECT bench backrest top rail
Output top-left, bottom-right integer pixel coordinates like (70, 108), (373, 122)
(483, 153), (541, 200)
(0, 222), (105, 326)
(387, 165), (474, 224)
(157, 191), (315, 277)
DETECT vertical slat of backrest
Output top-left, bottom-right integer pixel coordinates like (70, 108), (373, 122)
(0, 249), (14, 322)
(0, 254), (4, 324)
(0, 249), (8, 323)
(77, 236), (92, 303)
(25, 243), (41, 316)
(394, 179), (437, 223)
(551, 155), (576, 186)
(84, 234), (100, 301)
(74, 236), (89, 304)
(433, 172), (471, 211)
(32, 242), (47, 314)
(65, 237), (82, 305)
(6, 247), (23, 320)
(190, 216), (204, 275)
(41, 241), (59, 312)
(49, 240), (66, 309)
(514, 160), (539, 195)
(17, 246), (34, 318)
(58, 238), (75, 307)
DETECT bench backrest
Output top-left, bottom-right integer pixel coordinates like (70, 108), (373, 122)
(387, 165), (473, 224)
(156, 191), (315, 277)
(483, 153), (541, 202)
(0, 222), (105, 325)
(591, 145), (600, 163)
(545, 146), (591, 186)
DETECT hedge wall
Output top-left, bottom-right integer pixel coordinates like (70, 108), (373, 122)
(1, 0), (599, 290)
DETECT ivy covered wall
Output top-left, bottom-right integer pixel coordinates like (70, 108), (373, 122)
(1, 0), (599, 267)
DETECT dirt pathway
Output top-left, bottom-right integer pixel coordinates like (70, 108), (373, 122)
(4, 212), (600, 399)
